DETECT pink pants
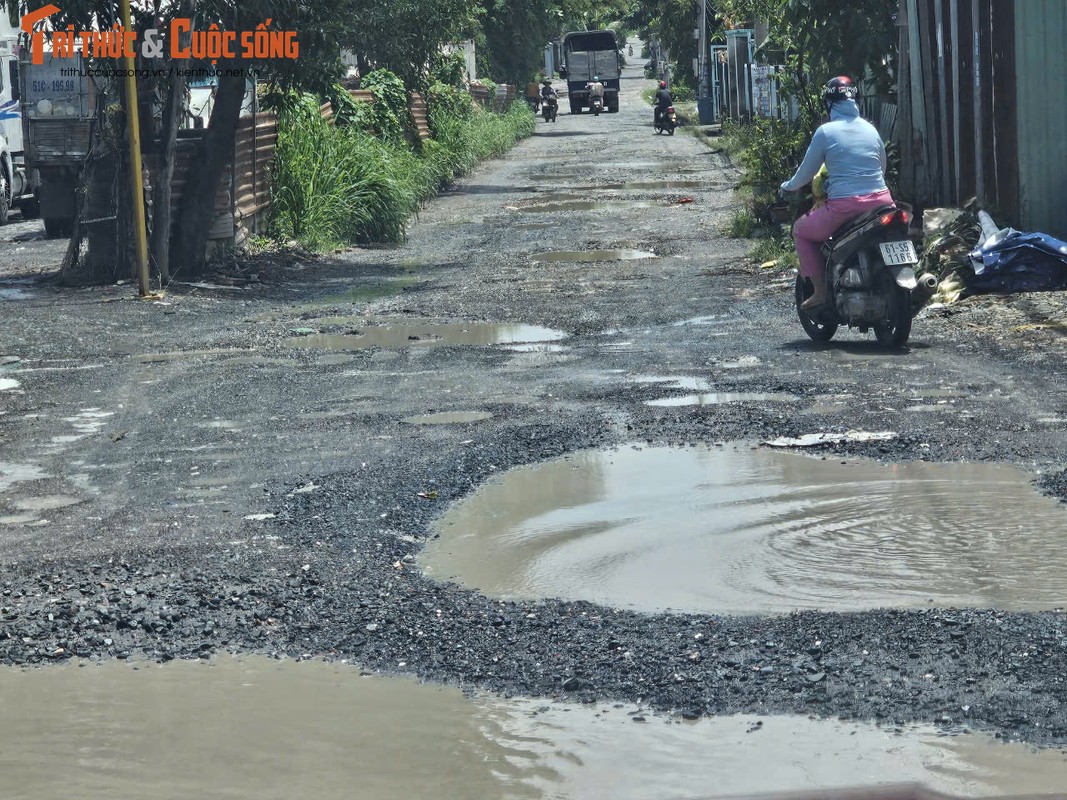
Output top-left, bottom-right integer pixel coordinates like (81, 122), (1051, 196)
(793, 189), (895, 281)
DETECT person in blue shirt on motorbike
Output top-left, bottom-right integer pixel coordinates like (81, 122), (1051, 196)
(780, 76), (896, 309)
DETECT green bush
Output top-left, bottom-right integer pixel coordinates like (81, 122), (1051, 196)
(722, 117), (807, 222)
(269, 96), (534, 251)
(269, 113), (418, 249)
(750, 232), (799, 270)
(426, 81), (476, 138)
(359, 69), (410, 144)
(727, 207), (759, 238)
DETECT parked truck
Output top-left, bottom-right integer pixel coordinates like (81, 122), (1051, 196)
(0, 14), (40, 224)
(559, 29), (621, 114)
(17, 48), (95, 237)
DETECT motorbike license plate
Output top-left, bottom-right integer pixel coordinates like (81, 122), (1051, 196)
(878, 240), (919, 266)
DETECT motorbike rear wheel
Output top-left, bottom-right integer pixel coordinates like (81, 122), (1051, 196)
(873, 281), (913, 347)
(795, 276), (838, 342)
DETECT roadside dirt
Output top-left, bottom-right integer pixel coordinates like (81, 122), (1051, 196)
(4, 55), (1067, 752)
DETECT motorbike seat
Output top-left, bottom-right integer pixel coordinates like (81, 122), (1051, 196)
(826, 205), (898, 243)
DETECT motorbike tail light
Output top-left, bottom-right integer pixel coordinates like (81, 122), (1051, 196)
(667, 106), (675, 112)
(880, 209), (910, 226)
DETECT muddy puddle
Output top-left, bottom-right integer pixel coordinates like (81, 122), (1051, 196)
(3, 657), (1067, 799)
(402, 411), (493, 425)
(286, 322), (567, 350)
(422, 444), (1067, 614)
(532, 249), (657, 263)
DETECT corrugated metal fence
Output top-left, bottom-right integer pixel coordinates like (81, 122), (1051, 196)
(895, 0), (1067, 239)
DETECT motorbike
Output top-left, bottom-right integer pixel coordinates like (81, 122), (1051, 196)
(792, 198), (934, 347)
(590, 95), (603, 115)
(654, 105), (677, 135)
(541, 96), (558, 122)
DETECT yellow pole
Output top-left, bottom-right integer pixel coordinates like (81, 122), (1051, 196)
(120, 0), (150, 296)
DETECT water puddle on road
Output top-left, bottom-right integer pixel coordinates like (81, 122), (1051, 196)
(286, 322), (567, 351)
(512, 200), (651, 214)
(630, 375), (710, 390)
(645, 392), (799, 407)
(402, 411), (493, 425)
(0, 377), (21, 391)
(671, 314), (733, 326)
(3, 656), (1067, 799)
(532, 250), (657, 263)
(421, 444), (1067, 614)
(10, 495), (84, 512)
(0, 462), (48, 492)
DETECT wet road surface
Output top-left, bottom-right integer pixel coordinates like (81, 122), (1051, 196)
(4, 39), (1067, 796)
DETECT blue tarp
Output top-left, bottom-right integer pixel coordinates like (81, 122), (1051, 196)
(968, 229), (1067, 294)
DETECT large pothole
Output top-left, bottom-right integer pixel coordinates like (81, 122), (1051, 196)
(421, 444), (1067, 615)
(3, 656), (1066, 798)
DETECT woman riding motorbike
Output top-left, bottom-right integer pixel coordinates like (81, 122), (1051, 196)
(780, 76), (895, 310)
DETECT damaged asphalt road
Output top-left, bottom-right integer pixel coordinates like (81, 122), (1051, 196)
(5, 58), (1067, 750)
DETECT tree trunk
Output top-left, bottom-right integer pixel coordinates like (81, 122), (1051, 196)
(171, 70), (245, 274)
(151, 67), (186, 283)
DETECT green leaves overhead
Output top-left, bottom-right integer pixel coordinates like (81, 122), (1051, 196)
(344, 0), (480, 86)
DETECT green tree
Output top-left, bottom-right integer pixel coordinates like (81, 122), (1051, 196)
(344, 0), (480, 87)
(7, 0), (352, 278)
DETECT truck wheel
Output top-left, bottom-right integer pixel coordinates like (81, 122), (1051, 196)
(44, 217), (73, 238)
(569, 99), (581, 114)
(0, 172), (9, 225)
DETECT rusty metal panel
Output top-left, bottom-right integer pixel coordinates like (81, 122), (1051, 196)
(1013, 0), (1067, 239)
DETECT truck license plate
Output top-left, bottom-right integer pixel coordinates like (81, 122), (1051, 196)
(878, 240), (918, 266)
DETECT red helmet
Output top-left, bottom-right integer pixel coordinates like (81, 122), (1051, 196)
(659, 80), (667, 89)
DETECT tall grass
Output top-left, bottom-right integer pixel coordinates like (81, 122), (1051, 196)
(269, 102), (534, 251)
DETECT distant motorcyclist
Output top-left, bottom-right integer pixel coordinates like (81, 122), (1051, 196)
(628, 45), (633, 56)
(526, 79), (541, 111)
(653, 80), (672, 124)
(540, 80), (557, 101)
(587, 75), (605, 100)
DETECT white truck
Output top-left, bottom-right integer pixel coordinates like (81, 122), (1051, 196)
(0, 12), (40, 224)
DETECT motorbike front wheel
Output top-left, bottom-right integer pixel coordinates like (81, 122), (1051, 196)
(667, 124), (675, 136)
(795, 276), (838, 342)
(873, 281), (913, 347)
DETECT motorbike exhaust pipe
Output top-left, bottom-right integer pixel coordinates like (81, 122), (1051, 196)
(911, 272), (940, 309)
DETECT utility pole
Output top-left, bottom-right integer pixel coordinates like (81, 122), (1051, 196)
(696, 0), (712, 123)
(120, 0), (151, 297)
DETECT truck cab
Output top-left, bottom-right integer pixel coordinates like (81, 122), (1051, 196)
(0, 9), (39, 224)
(559, 30), (621, 115)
